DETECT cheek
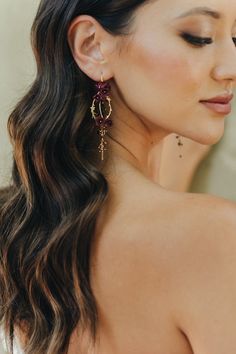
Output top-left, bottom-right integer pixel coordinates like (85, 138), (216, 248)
(123, 35), (203, 104)
(148, 51), (185, 76)
(113, 40), (204, 123)
(145, 49), (201, 96)
(147, 54), (203, 124)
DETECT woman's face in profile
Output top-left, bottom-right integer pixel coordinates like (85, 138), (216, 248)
(111, 0), (236, 145)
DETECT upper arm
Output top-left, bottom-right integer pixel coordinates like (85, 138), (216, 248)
(169, 196), (236, 354)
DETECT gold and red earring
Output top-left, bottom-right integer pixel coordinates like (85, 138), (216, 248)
(90, 72), (112, 161)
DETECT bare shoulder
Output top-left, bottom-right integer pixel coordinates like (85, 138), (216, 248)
(154, 191), (236, 354)
(177, 191), (236, 254)
(179, 191), (236, 233)
(126, 185), (236, 266)
(151, 186), (236, 237)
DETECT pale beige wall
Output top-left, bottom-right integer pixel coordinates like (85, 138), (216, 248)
(0, 0), (38, 187)
(189, 100), (236, 201)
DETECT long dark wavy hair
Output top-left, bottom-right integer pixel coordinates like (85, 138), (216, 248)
(0, 1), (150, 353)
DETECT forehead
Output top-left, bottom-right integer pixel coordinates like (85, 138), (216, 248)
(141, 0), (236, 23)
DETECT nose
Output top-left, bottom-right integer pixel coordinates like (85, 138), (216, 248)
(211, 40), (236, 88)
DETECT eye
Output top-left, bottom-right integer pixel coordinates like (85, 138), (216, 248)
(181, 33), (213, 47)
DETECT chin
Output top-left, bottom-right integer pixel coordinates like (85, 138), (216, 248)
(183, 121), (224, 146)
(196, 127), (225, 145)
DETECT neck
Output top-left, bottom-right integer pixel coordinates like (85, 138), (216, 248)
(106, 136), (165, 184)
(100, 80), (170, 185)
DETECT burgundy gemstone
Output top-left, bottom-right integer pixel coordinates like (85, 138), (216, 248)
(95, 117), (104, 126)
(94, 93), (109, 102)
(93, 92), (104, 101)
(93, 81), (111, 102)
(96, 81), (111, 91)
(101, 89), (109, 95)
(105, 119), (112, 127)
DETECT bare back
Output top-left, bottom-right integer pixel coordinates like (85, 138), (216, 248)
(68, 176), (214, 354)
(65, 150), (236, 354)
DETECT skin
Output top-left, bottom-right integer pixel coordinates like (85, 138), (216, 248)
(68, 0), (236, 185)
(66, 0), (236, 353)
(159, 134), (212, 192)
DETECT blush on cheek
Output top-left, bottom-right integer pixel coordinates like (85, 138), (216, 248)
(130, 37), (188, 84)
(147, 51), (201, 100)
(149, 52), (190, 84)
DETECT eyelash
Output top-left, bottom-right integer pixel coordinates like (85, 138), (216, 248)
(181, 33), (236, 47)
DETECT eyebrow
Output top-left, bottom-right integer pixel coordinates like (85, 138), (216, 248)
(175, 6), (222, 20)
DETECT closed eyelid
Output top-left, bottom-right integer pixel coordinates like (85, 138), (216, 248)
(180, 33), (213, 45)
(178, 30), (212, 39)
(180, 32), (236, 48)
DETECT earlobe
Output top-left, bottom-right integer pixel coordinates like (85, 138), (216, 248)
(67, 15), (111, 81)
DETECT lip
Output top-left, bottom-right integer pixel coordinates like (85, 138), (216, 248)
(200, 93), (234, 115)
(200, 93), (234, 104)
(200, 101), (232, 114)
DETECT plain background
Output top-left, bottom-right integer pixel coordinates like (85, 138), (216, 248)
(0, 0), (38, 187)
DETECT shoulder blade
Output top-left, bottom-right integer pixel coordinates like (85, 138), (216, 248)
(169, 194), (236, 354)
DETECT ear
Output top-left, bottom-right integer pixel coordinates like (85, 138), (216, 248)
(67, 15), (115, 81)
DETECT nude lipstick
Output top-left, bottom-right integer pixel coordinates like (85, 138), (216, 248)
(200, 93), (234, 115)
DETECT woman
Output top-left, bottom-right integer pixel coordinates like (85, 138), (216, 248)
(1, 0), (236, 353)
